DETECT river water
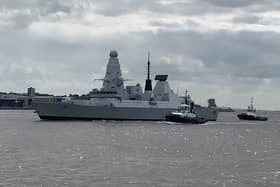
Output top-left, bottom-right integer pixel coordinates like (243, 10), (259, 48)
(0, 110), (280, 186)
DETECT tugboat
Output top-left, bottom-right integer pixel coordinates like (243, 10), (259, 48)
(166, 101), (207, 124)
(237, 98), (268, 121)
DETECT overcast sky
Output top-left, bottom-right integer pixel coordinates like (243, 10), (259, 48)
(0, 0), (280, 110)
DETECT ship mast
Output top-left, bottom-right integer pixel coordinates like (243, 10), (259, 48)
(144, 52), (152, 91)
(148, 52), (150, 80)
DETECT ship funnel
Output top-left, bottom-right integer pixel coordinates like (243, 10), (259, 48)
(144, 52), (152, 91)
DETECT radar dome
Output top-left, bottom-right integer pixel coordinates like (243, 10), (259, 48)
(110, 50), (118, 58)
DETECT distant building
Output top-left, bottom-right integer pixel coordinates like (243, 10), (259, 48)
(0, 93), (25, 108)
(0, 87), (62, 109)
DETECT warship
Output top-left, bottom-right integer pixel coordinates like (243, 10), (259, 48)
(35, 50), (219, 121)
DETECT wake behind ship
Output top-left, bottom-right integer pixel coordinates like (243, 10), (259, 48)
(35, 51), (219, 121)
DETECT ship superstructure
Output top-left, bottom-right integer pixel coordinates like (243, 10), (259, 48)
(35, 50), (219, 121)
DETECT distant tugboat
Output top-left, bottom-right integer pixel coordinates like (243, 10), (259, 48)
(166, 93), (207, 124)
(237, 98), (268, 121)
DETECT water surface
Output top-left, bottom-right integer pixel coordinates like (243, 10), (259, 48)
(0, 110), (280, 186)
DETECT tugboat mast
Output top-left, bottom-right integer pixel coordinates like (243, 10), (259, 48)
(248, 97), (256, 112)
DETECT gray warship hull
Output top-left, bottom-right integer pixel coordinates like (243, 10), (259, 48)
(36, 102), (218, 121)
(35, 50), (220, 122)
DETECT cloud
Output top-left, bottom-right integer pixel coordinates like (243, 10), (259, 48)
(232, 15), (262, 24)
(1, 0), (280, 109)
(203, 0), (265, 8)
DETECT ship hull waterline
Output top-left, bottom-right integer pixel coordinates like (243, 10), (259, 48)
(35, 103), (219, 121)
(237, 113), (268, 121)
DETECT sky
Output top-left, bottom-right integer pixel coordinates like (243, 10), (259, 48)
(0, 0), (280, 110)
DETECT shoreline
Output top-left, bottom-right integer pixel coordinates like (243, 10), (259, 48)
(0, 107), (34, 110)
